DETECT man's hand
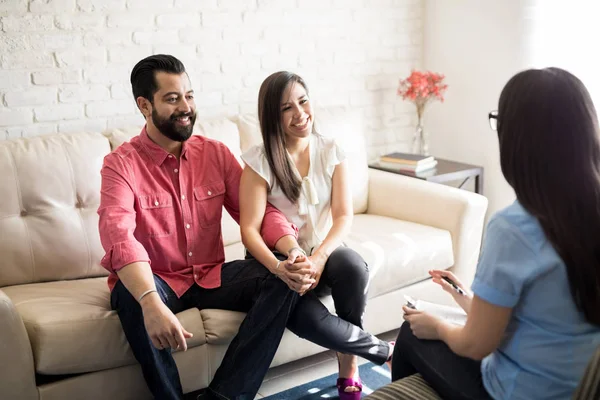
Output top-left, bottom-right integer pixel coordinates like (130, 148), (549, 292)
(140, 294), (193, 351)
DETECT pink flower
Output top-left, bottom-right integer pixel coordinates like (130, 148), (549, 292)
(397, 70), (448, 108)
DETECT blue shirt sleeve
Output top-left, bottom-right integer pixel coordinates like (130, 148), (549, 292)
(471, 215), (537, 308)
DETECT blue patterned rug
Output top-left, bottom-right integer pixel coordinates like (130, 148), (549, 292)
(263, 362), (391, 399)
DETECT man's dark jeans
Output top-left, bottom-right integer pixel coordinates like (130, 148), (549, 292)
(111, 258), (298, 400)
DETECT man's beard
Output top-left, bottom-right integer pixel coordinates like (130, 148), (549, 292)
(152, 108), (197, 142)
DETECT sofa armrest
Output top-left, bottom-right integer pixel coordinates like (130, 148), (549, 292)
(0, 289), (37, 399)
(366, 168), (488, 284)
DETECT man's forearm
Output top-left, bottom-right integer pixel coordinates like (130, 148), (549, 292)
(116, 261), (159, 305)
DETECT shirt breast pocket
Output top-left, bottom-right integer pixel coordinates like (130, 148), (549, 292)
(194, 181), (226, 228)
(137, 192), (174, 238)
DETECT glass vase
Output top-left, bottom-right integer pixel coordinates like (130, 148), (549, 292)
(411, 121), (429, 156)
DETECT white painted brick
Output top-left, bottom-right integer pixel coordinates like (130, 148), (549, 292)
(107, 13), (154, 29)
(217, 0), (257, 11)
(350, 91), (376, 107)
(179, 27), (221, 44)
(86, 99), (134, 118)
(296, 0), (331, 8)
(30, 0), (76, 13)
(298, 52), (333, 68)
(1, 52), (55, 69)
(333, 50), (366, 64)
(133, 30), (179, 45)
(33, 69), (81, 85)
(282, 10), (331, 26)
(221, 58), (260, 74)
(351, 63), (383, 75)
(242, 11), (281, 26)
(197, 73), (243, 91)
(257, 0), (296, 10)
(240, 41), (276, 56)
(0, 70), (30, 89)
(174, 0), (217, 10)
(367, 47), (398, 62)
(84, 31), (132, 47)
(27, 33), (83, 51)
(223, 26), (262, 42)
(77, 0), (126, 12)
(366, 75), (398, 91)
(223, 88), (256, 105)
(202, 11), (242, 27)
(280, 41), (315, 56)
(5, 88), (57, 107)
(58, 118), (107, 133)
(0, 0), (27, 14)
(262, 26), (297, 41)
(0, 108), (33, 126)
(56, 48), (106, 67)
(185, 59), (221, 76)
(156, 13), (200, 28)
(127, 0), (173, 9)
(107, 46), (152, 64)
(1, 15), (54, 32)
(198, 41), (240, 58)
(106, 114), (145, 129)
(84, 65), (130, 84)
(59, 85), (110, 103)
(195, 104), (238, 119)
(0, 35), (30, 54)
(110, 84), (130, 100)
(34, 104), (83, 121)
(332, 0), (362, 7)
(5, 123), (57, 139)
(261, 54), (297, 70)
(242, 75), (263, 88)
(191, 91), (222, 107)
(152, 45), (196, 65)
(55, 14), (105, 30)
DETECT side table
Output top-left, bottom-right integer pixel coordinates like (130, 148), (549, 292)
(368, 158), (484, 195)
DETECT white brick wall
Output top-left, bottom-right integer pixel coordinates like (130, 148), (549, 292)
(0, 0), (424, 158)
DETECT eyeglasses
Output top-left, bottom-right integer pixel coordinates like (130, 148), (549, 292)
(488, 110), (498, 131)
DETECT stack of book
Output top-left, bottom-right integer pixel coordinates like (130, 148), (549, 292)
(377, 152), (438, 173)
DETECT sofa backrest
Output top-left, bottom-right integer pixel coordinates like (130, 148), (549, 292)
(0, 132), (110, 288)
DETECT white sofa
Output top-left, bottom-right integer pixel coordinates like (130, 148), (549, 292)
(0, 107), (488, 400)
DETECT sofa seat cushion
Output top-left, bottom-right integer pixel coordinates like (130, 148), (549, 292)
(2, 277), (206, 375)
(346, 214), (454, 299)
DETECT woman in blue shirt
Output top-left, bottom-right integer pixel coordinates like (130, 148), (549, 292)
(391, 67), (600, 399)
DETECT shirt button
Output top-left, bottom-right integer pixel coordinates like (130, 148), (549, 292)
(174, 168), (178, 173)
(186, 223), (191, 229)
(194, 274), (199, 280)
(168, 154), (173, 158)
(154, 201), (159, 206)
(207, 190), (212, 195)
(181, 195), (185, 200)
(188, 251), (193, 257)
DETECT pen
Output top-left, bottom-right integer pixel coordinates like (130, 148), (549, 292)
(442, 276), (465, 295)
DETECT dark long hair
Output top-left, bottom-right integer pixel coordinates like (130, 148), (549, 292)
(498, 67), (600, 325)
(258, 71), (310, 203)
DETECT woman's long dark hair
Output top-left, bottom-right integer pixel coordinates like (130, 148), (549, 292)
(258, 71), (310, 203)
(498, 67), (600, 325)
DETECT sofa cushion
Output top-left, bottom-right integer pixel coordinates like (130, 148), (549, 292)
(346, 214), (454, 299)
(0, 132), (110, 287)
(2, 277), (206, 375)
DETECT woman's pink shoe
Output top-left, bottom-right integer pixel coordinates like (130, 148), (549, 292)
(337, 377), (362, 400)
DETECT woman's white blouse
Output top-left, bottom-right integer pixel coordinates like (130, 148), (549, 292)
(241, 134), (345, 254)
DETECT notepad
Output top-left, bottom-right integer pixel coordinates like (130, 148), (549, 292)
(404, 295), (467, 326)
